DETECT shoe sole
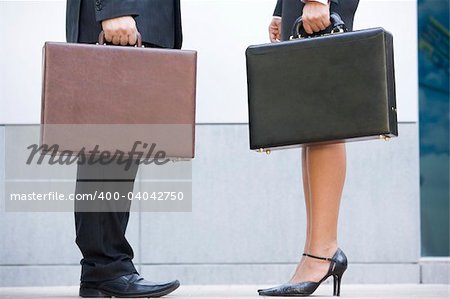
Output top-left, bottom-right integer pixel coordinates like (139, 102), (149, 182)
(80, 281), (180, 298)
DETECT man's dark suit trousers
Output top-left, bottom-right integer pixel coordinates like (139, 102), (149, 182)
(75, 159), (139, 282)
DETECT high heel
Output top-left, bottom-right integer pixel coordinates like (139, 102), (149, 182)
(258, 248), (347, 297)
(333, 273), (343, 296)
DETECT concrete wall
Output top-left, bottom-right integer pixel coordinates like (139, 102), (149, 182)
(1, 123), (437, 286)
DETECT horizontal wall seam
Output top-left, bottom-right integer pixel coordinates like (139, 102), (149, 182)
(0, 262), (421, 267)
(0, 122), (419, 127)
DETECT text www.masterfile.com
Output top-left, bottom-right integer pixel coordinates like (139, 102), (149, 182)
(9, 191), (185, 201)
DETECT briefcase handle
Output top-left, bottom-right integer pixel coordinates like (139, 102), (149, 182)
(290, 12), (347, 40)
(97, 31), (143, 47)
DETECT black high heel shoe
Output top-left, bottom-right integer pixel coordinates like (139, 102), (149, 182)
(258, 248), (347, 297)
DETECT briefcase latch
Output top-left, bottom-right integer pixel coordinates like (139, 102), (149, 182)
(380, 135), (391, 142)
(257, 148), (272, 155)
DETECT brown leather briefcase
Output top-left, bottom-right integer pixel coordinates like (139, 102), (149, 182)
(41, 34), (197, 159)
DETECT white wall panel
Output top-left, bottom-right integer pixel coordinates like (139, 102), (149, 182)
(0, 0), (418, 124)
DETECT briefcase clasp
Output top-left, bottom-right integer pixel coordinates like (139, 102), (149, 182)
(257, 148), (272, 155)
(380, 135), (391, 142)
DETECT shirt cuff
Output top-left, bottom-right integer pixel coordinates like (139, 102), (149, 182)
(301, 0), (329, 5)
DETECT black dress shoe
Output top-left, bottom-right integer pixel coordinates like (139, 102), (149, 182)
(258, 248), (347, 297)
(79, 274), (180, 298)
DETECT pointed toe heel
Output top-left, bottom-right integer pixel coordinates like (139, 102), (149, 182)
(257, 248), (348, 297)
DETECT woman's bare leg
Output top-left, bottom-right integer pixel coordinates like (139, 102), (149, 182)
(290, 148), (312, 281)
(291, 143), (346, 283)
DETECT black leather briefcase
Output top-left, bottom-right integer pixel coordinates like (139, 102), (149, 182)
(246, 13), (397, 152)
